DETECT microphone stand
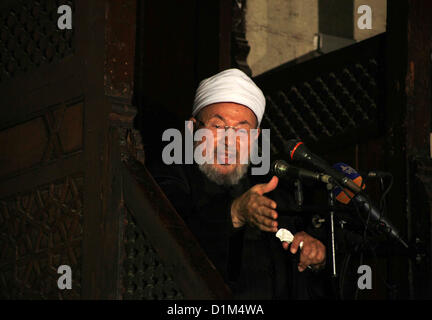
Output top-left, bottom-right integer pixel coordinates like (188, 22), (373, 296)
(326, 180), (340, 299)
(294, 179), (304, 208)
(293, 176), (341, 298)
(326, 181), (337, 278)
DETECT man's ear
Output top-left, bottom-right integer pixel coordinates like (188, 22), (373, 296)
(190, 116), (198, 126)
(251, 127), (261, 140)
(187, 117), (197, 134)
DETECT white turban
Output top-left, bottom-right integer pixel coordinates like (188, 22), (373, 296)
(192, 68), (266, 126)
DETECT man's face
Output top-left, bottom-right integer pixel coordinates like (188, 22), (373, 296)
(191, 102), (260, 180)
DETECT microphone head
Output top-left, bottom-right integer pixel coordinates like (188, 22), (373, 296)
(284, 139), (307, 161)
(333, 163), (365, 204)
(271, 160), (288, 176)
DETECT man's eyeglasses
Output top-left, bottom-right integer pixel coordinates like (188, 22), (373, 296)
(196, 119), (252, 136)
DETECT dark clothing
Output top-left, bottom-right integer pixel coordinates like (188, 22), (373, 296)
(148, 161), (330, 299)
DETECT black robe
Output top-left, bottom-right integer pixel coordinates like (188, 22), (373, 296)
(147, 161), (332, 299)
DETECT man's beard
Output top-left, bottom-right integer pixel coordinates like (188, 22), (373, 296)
(198, 161), (249, 186)
(194, 137), (255, 187)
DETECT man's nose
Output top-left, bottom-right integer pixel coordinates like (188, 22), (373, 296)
(224, 128), (237, 140)
(223, 130), (237, 147)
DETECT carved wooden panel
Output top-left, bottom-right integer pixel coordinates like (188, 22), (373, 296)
(263, 57), (379, 147)
(104, 0), (136, 99)
(0, 174), (83, 299)
(0, 99), (83, 179)
(121, 206), (183, 300)
(0, 117), (48, 178)
(411, 158), (432, 298)
(0, 0), (75, 83)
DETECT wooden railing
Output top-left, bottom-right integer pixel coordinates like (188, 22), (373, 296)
(113, 128), (232, 300)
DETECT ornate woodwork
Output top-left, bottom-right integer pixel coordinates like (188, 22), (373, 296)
(121, 207), (183, 300)
(0, 0), (74, 83)
(0, 175), (83, 299)
(0, 99), (83, 179)
(254, 34), (385, 156)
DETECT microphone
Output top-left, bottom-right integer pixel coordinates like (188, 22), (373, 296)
(284, 140), (362, 193)
(333, 162), (366, 204)
(272, 160), (333, 184)
(333, 163), (408, 249)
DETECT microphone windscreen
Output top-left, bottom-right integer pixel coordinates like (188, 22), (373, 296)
(283, 139), (304, 160)
(332, 163), (365, 204)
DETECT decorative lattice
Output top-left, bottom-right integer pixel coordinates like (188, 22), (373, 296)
(0, 175), (83, 299)
(256, 40), (384, 154)
(121, 208), (183, 300)
(0, 0), (74, 83)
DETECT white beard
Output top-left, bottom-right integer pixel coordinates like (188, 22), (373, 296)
(197, 162), (249, 186)
(194, 134), (255, 186)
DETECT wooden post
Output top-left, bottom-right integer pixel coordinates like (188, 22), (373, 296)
(386, 0), (432, 299)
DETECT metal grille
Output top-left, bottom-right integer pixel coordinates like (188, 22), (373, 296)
(122, 208), (183, 300)
(255, 35), (384, 154)
(0, 0), (74, 83)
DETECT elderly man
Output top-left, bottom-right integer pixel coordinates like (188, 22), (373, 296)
(148, 68), (329, 299)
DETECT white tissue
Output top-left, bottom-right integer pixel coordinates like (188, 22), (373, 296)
(275, 228), (303, 249)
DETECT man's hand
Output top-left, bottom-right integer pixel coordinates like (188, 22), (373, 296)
(282, 231), (326, 272)
(231, 176), (279, 232)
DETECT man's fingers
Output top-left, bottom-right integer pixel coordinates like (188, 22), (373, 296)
(301, 245), (312, 258)
(298, 246), (313, 272)
(261, 176), (279, 194)
(289, 232), (326, 271)
(256, 196), (277, 210)
(252, 219), (277, 232)
(254, 214), (278, 229)
(260, 225), (278, 232)
(315, 250), (325, 263)
(299, 248), (314, 269)
(257, 206), (278, 220)
(253, 176), (279, 195)
(290, 232), (305, 254)
(298, 263), (308, 272)
(251, 215), (278, 232)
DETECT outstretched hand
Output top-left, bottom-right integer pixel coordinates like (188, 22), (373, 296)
(231, 176), (279, 232)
